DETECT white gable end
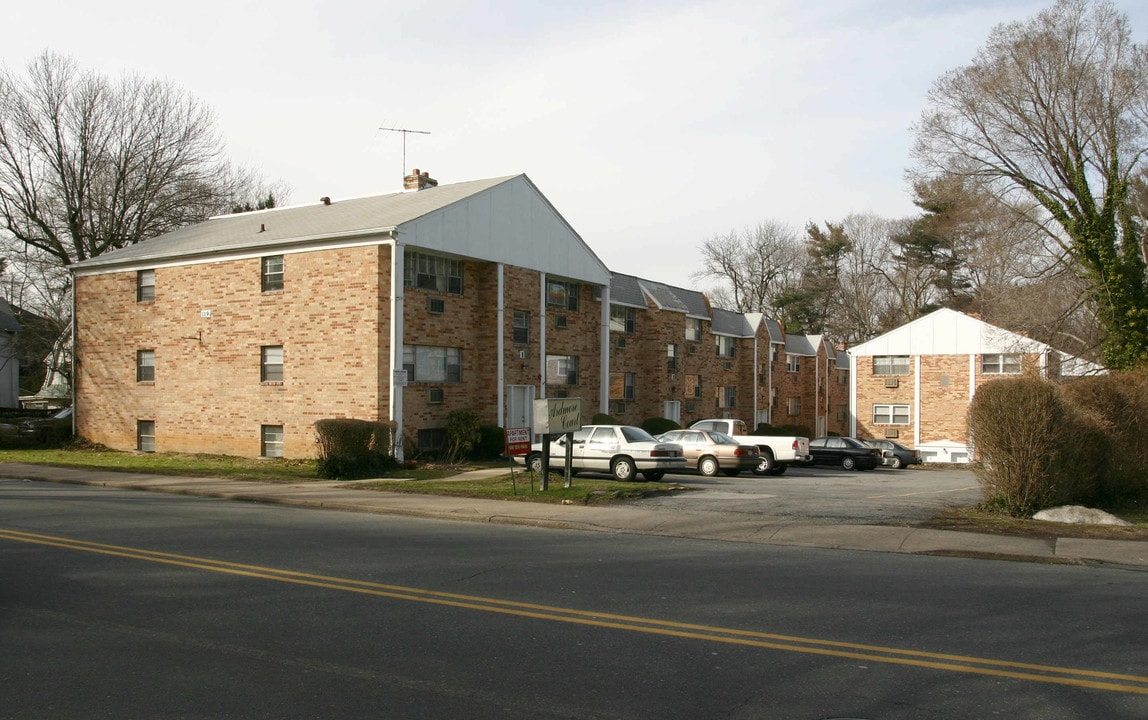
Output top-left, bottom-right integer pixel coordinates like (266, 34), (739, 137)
(849, 308), (1046, 357)
(397, 175), (609, 285)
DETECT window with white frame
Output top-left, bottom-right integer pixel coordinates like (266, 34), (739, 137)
(137, 350), (155, 382)
(873, 355), (910, 375)
(717, 386), (736, 408)
(262, 255), (284, 292)
(513, 311), (530, 345)
(610, 306), (636, 333)
(261, 346), (284, 382)
(873, 404), (910, 424)
(403, 345), (462, 383)
(137, 270), (155, 302)
(786, 354), (801, 373)
(261, 425), (284, 458)
(609, 372), (636, 400)
(666, 344), (678, 371)
(546, 355), (578, 385)
(546, 280), (579, 311)
(685, 318), (702, 341)
(404, 251), (463, 294)
(787, 397), (801, 416)
(137, 420), (155, 452)
(981, 353), (1021, 375)
(716, 335), (736, 358)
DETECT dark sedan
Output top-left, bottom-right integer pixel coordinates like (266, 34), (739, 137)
(803, 436), (882, 471)
(863, 439), (923, 469)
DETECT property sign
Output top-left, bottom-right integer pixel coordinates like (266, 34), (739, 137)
(505, 427), (532, 456)
(532, 398), (582, 435)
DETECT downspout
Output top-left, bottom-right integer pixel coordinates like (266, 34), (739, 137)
(539, 273), (547, 399)
(388, 235), (405, 462)
(497, 264), (505, 427)
(752, 334), (759, 426)
(848, 352), (857, 437)
(767, 340), (773, 425)
(599, 284), (610, 416)
(70, 272), (77, 438)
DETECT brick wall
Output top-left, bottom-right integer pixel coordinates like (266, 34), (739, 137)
(75, 245), (387, 458)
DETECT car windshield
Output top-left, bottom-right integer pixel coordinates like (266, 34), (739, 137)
(708, 432), (738, 445)
(620, 426), (657, 443)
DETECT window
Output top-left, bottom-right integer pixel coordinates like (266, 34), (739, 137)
(982, 353), (1021, 375)
(610, 372), (636, 400)
(667, 344), (678, 371)
(685, 318), (702, 341)
(546, 280), (579, 311)
(261, 425), (284, 458)
(428, 298), (445, 314)
(137, 420), (155, 452)
(786, 354), (801, 373)
(554, 314), (568, 329)
(513, 311), (530, 344)
(770, 344), (779, 363)
(404, 251), (463, 294)
(262, 255), (284, 292)
(686, 374), (702, 398)
(137, 270), (155, 302)
(716, 335), (736, 358)
(136, 350), (155, 382)
(873, 404), (910, 425)
(428, 387), (444, 404)
(261, 345), (284, 382)
(837, 368), (849, 385)
(417, 428), (447, 450)
(787, 397), (801, 416)
(546, 355), (578, 385)
(873, 355), (910, 375)
(610, 306), (636, 333)
(402, 345), (462, 383)
(717, 386), (736, 409)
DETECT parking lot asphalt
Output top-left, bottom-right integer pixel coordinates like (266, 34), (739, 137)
(2, 461), (1145, 568)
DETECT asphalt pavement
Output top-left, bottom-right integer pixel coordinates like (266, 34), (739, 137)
(2, 461), (1145, 568)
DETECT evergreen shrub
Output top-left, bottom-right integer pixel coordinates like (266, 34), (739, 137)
(314, 419), (398, 479)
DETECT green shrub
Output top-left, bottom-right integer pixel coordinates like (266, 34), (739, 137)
(314, 419), (398, 479)
(641, 417), (680, 436)
(591, 413), (617, 424)
(444, 410), (482, 463)
(967, 377), (1102, 516)
(476, 425), (506, 459)
(1059, 370), (1148, 504)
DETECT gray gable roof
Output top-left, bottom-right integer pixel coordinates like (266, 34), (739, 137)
(764, 317), (784, 343)
(609, 272), (710, 318)
(609, 274), (647, 308)
(784, 333), (818, 356)
(711, 307), (754, 337)
(70, 174), (611, 285)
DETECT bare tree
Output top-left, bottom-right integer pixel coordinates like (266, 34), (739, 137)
(0, 51), (287, 266)
(911, 0), (1148, 368)
(692, 221), (805, 313)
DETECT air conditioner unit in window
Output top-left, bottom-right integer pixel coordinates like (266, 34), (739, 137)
(884, 377), (900, 388)
(884, 428), (900, 438)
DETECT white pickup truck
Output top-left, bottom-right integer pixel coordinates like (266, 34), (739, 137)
(689, 419), (811, 475)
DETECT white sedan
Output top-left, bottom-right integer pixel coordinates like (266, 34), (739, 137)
(517, 425), (686, 481)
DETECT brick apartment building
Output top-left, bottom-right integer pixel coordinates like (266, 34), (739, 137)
(70, 171), (851, 459)
(848, 308), (1102, 463)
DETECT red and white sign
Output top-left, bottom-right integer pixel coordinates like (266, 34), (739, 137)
(505, 427), (532, 456)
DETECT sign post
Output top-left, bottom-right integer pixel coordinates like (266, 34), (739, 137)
(504, 427), (531, 495)
(532, 398), (583, 491)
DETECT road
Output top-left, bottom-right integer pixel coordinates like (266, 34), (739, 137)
(2, 477), (1147, 719)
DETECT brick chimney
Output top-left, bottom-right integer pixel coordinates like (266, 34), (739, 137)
(403, 168), (438, 191)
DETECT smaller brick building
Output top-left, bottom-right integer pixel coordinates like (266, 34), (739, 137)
(848, 308), (1102, 462)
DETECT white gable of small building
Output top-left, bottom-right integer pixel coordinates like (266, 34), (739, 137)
(849, 308), (1046, 357)
(397, 175), (609, 285)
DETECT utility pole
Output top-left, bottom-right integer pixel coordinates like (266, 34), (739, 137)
(379, 126), (431, 176)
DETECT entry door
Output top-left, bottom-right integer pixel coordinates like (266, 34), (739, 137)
(507, 385), (535, 434)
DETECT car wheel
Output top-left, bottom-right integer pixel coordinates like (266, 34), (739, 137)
(769, 464), (787, 476)
(890, 457), (904, 469)
(699, 456), (719, 476)
(611, 457), (636, 481)
(527, 453), (544, 474)
(752, 452), (775, 476)
(841, 456), (857, 471)
(642, 471), (665, 481)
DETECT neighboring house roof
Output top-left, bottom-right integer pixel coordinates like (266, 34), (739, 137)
(0, 297), (19, 333)
(71, 174), (612, 286)
(609, 274), (647, 308)
(848, 308), (1104, 375)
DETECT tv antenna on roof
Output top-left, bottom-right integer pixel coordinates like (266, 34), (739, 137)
(379, 126), (431, 176)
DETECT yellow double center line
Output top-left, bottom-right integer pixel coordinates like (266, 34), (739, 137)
(4, 527), (1146, 695)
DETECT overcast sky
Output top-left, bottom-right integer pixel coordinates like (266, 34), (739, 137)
(5, 1), (1146, 291)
